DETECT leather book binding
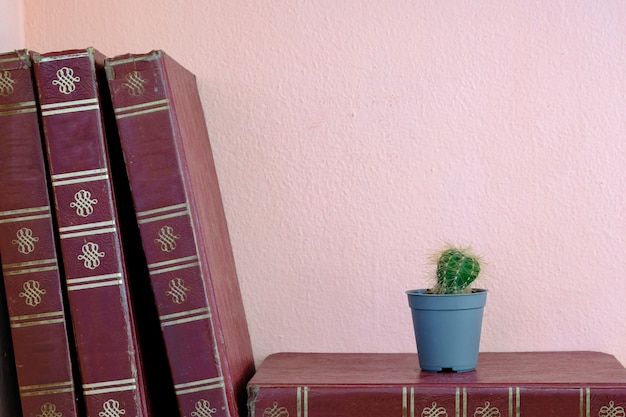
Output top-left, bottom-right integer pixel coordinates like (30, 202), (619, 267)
(31, 47), (156, 417)
(105, 50), (255, 417)
(0, 49), (82, 417)
(0, 272), (21, 417)
(248, 351), (626, 417)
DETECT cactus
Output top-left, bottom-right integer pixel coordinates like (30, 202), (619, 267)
(432, 246), (481, 294)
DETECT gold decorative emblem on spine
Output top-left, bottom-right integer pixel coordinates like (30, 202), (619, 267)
(190, 399), (217, 417)
(52, 67), (80, 95)
(600, 401), (625, 417)
(77, 242), (105, 270)
(474, 402), (500, 417)
(155, 225), (181, 252)
(122, 71), (146, 96)
(98, 399), (125, 417)
(0, 70), (16, 96)
(422, 402), (448, 417)
(263, 402), (289, 417)
(36, 402), (62, 417)
(70, 189), (98, 217)
(12, 227), (40, 254)
(166, 277), (190, 304)
(19, 280), (46, 306)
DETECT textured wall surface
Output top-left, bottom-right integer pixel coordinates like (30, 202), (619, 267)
(16, 1), (626, 367)
(0, 0), (22, 50)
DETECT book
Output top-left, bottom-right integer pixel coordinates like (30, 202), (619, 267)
(0, 272), (22, 417)
(105, 50), (255, 417)
(0, 49), (82, 417)
(31, 47), (174, 417)
(247, 351), (626, 417)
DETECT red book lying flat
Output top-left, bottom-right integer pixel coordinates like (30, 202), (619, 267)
(105, 50), (255, 417)
(0, 49), (82, 417)
(247, 351), (626, 417)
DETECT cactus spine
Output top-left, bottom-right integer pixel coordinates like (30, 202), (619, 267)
(433, 246), (480, 294)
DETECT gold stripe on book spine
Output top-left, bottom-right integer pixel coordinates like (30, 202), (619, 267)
(402, 387), (415, 417)
(0, 101), (37, 116)
(174, 376), (225, 396)
(114, 98), (171, 119)
(59, 220), (117, 239)
(20, 380), (74, 397)
(137, 203), (189, 225)
(3, 258), (58, 275)
(148, 259), (200, 275)
(296, 386), (309, 417)
(66, 273), (123, 291)
(508, 387), (520, 417)
(11, 311), (65, 328)
(455, 387), (467, 417)
(82, 378), (137, 396)
(160, 307), (212, 327)
(0, 205), (51, 224)
(40, 97), (99, 116)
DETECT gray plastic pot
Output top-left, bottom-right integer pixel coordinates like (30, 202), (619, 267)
(406, 289), (487, 372)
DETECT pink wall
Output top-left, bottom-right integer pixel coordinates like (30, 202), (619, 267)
(0, 0), (22, 50)
(16, 1), (626, 367)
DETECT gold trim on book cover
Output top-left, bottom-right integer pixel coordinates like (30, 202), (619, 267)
(137, 202), (189, 225)
(581, 388), (590, 417)
(40, 97), (100, 116)
(402, 387), (415, 417)
(455, 387), (467, 417)
(51, 167), (109, 187)
(174, 376), (225, 395)
(0, 101), (37, 116)
(160, 307), (211, 327)
(59, 220), (117, 239)
(148, 256), (200, 275)
(0, 56), (21, 64)
(296, 386), (309, 417)
(66, 273), (123, 291)
(82, 378), (137, 396)
(20, 380), (74, 397)
(0, 205), (51, 224)
(509, 387), (520, 417)
(2, 258), (58, 276)
(114, 98), (171, 119)
(10, 310), (65, 328)
(0, 101), (36, 109)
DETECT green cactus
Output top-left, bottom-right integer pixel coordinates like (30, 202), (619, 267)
(433, 246), (481, 294)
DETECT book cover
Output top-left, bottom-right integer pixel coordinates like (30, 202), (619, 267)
(0, 271), (22, 417)
(31, 47), (173, 417)
(0, 49), (82, 417)
(248, 351), (626, 417)
(105, 50), (255, 417)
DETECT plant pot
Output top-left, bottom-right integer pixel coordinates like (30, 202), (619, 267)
(406, 288), (487, 372)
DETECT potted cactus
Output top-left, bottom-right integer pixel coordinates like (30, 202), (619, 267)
(406, 245), (487, 372)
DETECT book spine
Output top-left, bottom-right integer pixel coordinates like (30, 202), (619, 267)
(105, 52), (243, 417)
(248, 385), (626, 417)
(31, 48), (150, 417)
(0, 50), (81, 417)
(0, 272), (22, 417)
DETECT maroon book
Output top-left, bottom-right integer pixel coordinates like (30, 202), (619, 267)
(0, 49), (82, 417)
(0, 274), (21, 417)
(248, 352), (626, 417)
(105, 50), (255, 417)
(31, 47), (159, 417)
